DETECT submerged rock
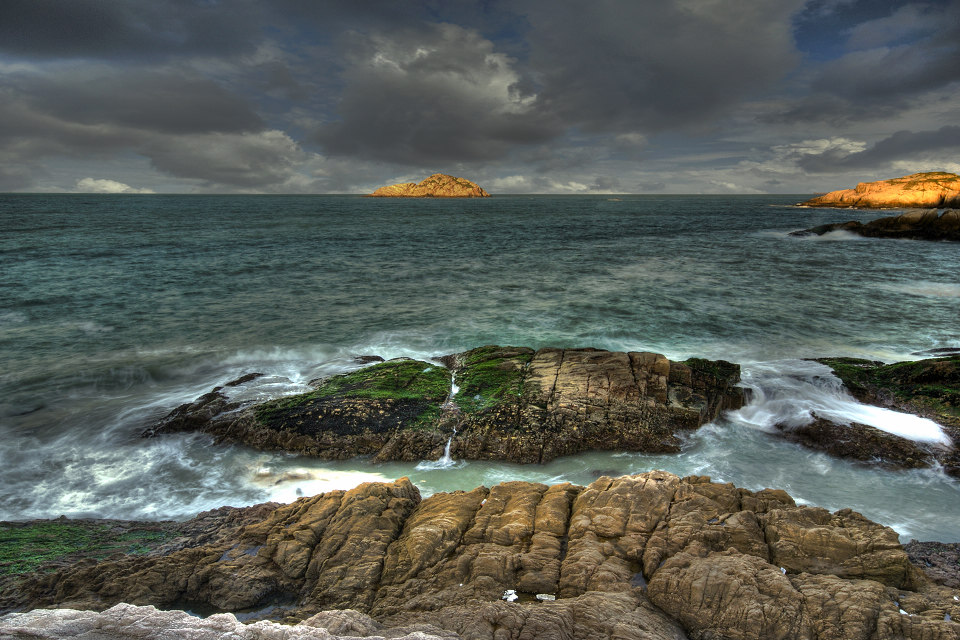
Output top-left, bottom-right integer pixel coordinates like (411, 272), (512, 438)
(799, 172), (960, 209)
(777, 356), (960, 477)
(368, 173), (491, 197)
(3, 473), (958, 639)
(791, 208), (960, 241)
(145, 346), (745, 463)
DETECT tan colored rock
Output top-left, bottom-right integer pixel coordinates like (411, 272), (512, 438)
(801, 172), (960, 209)
(647, 550), (808, 640)
(763, 506), (912, 587)
(6, 474), (958, 640)
(368, 173), (490, 197)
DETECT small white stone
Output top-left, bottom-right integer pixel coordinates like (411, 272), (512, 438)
(502, 589), (518, 602)
(535, 594), (556, 601)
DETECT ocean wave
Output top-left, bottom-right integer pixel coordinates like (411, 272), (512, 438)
(729, 359), (950, 444)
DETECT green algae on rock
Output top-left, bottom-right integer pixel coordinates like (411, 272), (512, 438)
(146, 346), (745, 464)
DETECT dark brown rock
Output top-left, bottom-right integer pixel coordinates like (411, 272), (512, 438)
(791, 208), (960, 241)
(146, 346), (746, 464)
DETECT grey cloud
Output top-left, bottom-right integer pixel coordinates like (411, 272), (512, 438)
(18, 70), (263, 135)
(0, 0), (263, 59)
(798, 126), (960, 172)
(521, 0), (804, 133)
(316, 23), (560, 165)
(144, 130), (310, 189)
(770, 2), (960, 124)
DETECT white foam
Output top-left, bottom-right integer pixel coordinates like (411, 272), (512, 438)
(730, 360), (951, 445)
(876, 281), (960, 299)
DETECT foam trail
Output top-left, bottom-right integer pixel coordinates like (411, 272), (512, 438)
(416, 370), (462, 470)
(730, 360), (951, 445)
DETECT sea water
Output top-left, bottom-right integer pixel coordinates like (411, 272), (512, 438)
(1, 194), (958, 540)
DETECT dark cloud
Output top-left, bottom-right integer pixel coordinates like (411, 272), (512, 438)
(144, 130), (310, 189)
(521, 0), (803, 133)
(0, 0), (263, 59)
(315, 23), (559, 165)
(17, 70), (263, 134)
(769, 2), (960, 124)
(799, 126), (960, 172)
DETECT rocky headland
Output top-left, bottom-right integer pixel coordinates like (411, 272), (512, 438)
(145, 346), (745, 464)
(368, 174), (490, 197)
(2, 473), (959, 639)
(791, 208), (960, 241)
(800, 172), (960, 209)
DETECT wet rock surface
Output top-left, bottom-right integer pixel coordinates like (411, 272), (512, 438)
(146, 346), (745, 464)
(799, 172), (960, 209)
(2, 473), (958, 639)
(778, 356), (960, 477)
(791, 208), (960, 241)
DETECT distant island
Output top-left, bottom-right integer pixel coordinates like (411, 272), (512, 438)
(799, 171), (960, 209)
(368, 173), (490, 197)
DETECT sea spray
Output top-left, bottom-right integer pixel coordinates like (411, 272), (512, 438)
(729, 359), (951, 444)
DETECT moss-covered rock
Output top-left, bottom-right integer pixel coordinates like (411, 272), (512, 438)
(147, 346), (745, 464)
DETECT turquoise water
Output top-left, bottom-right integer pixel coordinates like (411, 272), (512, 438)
(1, 194), (958, 540)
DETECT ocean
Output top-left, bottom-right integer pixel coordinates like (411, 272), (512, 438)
(1, 194), (958, 541)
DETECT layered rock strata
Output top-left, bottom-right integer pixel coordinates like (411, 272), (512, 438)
(791, 208), (960, 241)
(146, 346), (745, 463)
(2, 473), (959, 639)
(368, 173), (490, 197)
(800, 172), (960, 209)
(776, 356), (959, 477)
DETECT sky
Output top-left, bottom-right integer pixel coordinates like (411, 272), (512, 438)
(1, 0), (958, 194)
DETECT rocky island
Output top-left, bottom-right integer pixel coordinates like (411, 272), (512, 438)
(2, 473), (960, 639)
(368, 173), (490, 197)
(145, 346), (745, 464)
(800, 172), (960, 209)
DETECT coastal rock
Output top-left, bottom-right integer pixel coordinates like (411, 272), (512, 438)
(800, 172), (960, 209)
(777, 356), (960, 477)
(791, 208), (960, 241)
(0, 603), (455, 639)
(146, 346), (746, 464)
(368, 174), (490, 197)
(904, 541), (960, 588)
(4, 473), (959, 639)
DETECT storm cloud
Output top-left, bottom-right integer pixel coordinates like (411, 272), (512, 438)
(0, 0), (957, 193)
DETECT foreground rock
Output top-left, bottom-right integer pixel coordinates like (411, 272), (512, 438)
(0, 603), (456, 639)
(146, 346), (745, 464)
(791, 208), (960, 241)
(2, 473), (959, 639)
(368, 173), (490, 197)
(780, 356), (960, 477)
(800, 172), (960, 209)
